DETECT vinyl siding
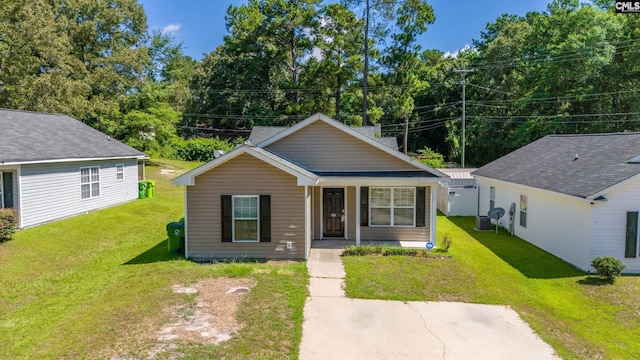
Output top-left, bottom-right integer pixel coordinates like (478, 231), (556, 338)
(477, 177), (592, 271)
(266, 121), (417, 171)
(591, 179), (640, 273)
(19, 160), (139, 228)
(186, 153), (305, 260)
(313, 187), (321, 239)
(347, 186), (356, 240)
(312, 185), (430, 241)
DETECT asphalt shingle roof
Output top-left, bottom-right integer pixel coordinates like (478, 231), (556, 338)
(0, 109), (146, 164)
(472, 132), (640, 198)
(249, 125), (399, 150)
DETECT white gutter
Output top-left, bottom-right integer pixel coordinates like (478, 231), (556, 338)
(1, 155), (148, 166)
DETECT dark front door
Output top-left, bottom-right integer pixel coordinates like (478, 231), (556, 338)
(1, 172), (13, 208)
(323, 188), (344, 237)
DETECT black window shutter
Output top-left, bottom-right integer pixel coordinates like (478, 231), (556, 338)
(416, 187), (426, 227)
(221, 195), (232, 242)
(2, 172), (13, 208)
(625, 211), (638, 258)
(360, 187), (369, 226)
(259, 195), (271, 242)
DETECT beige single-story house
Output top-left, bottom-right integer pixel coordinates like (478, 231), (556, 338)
(173, 113), (446, 260)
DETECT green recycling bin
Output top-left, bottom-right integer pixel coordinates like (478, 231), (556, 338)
(166, 222), (184, 254)
(145, 180), (155, 199)
(138, 181), (147, 199)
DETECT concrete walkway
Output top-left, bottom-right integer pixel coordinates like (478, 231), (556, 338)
(299, 241), (560, 360)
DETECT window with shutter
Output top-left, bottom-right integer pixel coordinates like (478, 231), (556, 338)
(360, 187), (369, 226)
(369, 187), (416, 227)
(221, 195), (271, 243)
(416, 187), (426, 227)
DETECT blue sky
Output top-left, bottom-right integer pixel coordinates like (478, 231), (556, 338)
(140, 0), (551, 61)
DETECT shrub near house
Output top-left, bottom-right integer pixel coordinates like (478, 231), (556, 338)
(0, 208), (18, 241)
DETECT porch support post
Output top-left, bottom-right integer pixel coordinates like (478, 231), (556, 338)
(430, 185), (437, 245)
(305, 186), (312, 259)
(355, 185), (361, 246)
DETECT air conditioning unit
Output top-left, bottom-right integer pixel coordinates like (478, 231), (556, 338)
(476, 216), (491, 230)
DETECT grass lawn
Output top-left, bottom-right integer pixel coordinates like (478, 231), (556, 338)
(344, 216), (640, 359)
(0, 159), (307, 359)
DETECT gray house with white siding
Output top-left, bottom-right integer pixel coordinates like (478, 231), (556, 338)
(473, 132), (640, 273)
(0, 109), (147, 228)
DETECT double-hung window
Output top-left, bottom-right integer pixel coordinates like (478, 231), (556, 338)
(81, 167), (100, 199)
(520, 194), (528, 227)
(489, 186), (495, 210)
(370, 187), (415, 226)
(233, 195), (259, 242)
(116, 164), (124, 181)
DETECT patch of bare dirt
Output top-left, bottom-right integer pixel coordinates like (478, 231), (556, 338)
(158, 277), (256, 345)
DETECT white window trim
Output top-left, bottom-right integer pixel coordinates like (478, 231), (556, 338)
(369, 187), (416, 227)
(232, 195), (260, 242)
(80, 166), (101, 200)
(489, 186), (495, 210)
(520, 194), (528, 228)
(116, 164), (125, 181)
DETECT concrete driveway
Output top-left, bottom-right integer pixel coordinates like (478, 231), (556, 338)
(300, 243), (559, 359)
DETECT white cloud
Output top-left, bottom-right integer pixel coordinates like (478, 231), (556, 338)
(303, 47), (324, 62)
(161, 23), (181, 35)
(443, 44), (476, 58)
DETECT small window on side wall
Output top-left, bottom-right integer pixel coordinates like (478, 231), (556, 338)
(489, 186), (495, 210)
(81, 166), (100, 199)
(116, 164), (124, 181)
(519, 194), (528, 227)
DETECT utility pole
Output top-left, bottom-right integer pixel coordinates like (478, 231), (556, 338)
(453, 67), (474, 168)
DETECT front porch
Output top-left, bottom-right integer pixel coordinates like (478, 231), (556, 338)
(303, 183), (438, 258)
(311, 239), (430, 249)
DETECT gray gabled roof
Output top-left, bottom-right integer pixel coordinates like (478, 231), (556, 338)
(247, 126), (288, 144)
(472, 132), (640, 198)
(0, 109), (146, 164)
(248, 125), (399, 150)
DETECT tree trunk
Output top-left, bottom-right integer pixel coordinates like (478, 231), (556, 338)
(335, 72), (341, 122)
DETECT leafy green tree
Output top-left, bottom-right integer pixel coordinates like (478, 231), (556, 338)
(413, 147), (445, 168)
(381, 0), (434, 153)
(0, 0), (148, 129)
(301, 3), (364, 123)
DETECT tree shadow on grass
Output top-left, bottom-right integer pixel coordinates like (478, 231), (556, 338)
(576, 276), (611, 286)
(123, 239), (183, 265)
(447, 216), (585, 279)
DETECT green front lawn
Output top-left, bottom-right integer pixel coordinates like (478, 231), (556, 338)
(0, 159), (307, 359)
(343, 216), (640, 359)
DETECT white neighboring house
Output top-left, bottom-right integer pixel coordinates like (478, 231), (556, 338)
(436, 168), (477, 216)
(473, 132), (640, 273)
(0, 109), (148, 228)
